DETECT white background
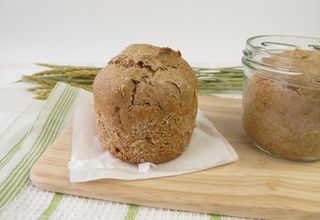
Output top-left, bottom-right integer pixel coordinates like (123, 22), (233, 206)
(1, 0), (319, 65)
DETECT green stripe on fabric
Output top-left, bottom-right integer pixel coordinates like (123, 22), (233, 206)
(0, 132), (29, 170)
(0, 86), (76, 210)
(0, 86), (73, 208)
(0, 86), (76, 209)
(210, 214), (222, 220)
(0, 82), (61, 171)
(37, 192), (63, 220)
(0, 84), (78, 210)
(124, 205), (139, 220)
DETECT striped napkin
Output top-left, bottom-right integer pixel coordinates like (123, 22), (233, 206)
(0, 82), (250, 220)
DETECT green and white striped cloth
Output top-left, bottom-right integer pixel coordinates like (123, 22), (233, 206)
(0, 82), (251, 220)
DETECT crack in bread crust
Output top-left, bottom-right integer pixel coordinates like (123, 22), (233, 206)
(109, 55), (166, 76)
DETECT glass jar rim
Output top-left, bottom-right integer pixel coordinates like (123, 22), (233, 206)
(246, 35), (320, 61)
(242, 35), (320, 89)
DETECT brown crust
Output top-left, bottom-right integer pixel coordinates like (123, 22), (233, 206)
(93, 44), (198, 164)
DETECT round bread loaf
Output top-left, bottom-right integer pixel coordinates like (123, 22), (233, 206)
(93, 44), (198, 164)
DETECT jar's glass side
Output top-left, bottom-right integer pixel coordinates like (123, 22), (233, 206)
(242, 35), (320, 161)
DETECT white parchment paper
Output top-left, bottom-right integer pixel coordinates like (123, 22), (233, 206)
(68, 92), (238, 182)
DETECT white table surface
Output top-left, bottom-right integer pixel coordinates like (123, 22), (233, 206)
(0, 64), (44, 133)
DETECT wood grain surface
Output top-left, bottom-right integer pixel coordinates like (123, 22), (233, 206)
(30, 96), (320, 220)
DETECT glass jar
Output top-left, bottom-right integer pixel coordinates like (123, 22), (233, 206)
(242, 35), (320, 161)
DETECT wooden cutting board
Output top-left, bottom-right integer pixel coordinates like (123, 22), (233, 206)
(30, 96), (320, 220)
